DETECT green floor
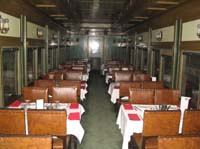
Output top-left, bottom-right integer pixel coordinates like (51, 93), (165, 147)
(78, 71), (122, 149)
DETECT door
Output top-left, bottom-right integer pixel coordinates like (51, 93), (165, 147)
(89, 36), (103, 71)
(2, 48), (19, 106)
(181, 52), (200, 109)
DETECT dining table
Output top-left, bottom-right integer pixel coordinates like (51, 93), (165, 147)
(8, 101), (85, 143)
(116, 104), (181, 149)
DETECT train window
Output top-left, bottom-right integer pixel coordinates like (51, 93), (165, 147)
(48, 48), (54, 70)
(162, 55), (172, 88)
(2, 48), (18, 105)
(182, 52), (200, 109)
(38, 47), (43, 77)
(27, 48), (35, 84)
(152, 50), (160, 78)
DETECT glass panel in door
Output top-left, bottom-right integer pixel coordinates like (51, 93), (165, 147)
(2, 48), (18, 105)
(182, 52), (200, 109)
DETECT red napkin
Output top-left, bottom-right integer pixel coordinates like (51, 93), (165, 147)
(128, 114), (140, 121)
(80, 86), (85, 89)
(123, 104), (133, 110)
(114, 86), (120, 89)
(68, 112), (80, 120)
(81, 81), (86, 84)
(9, 100), (22, 107)
(70, 103), (79, 109)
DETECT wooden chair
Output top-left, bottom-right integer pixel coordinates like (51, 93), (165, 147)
(0, 109), (25, 135)
(54, 72), (64, 81)
(114, 71), (133, 82)
(47, 72), (55, 80)
(154, 89), (180, 105)
(27, 109), (70, 149)
(34, 80), (55, 96)
(142, 82), (164, 89)
(58, 80), (81, 96)
(120, 82), (141, 98)
(51, 86), (78, 103)
(158, 135), (200, 149)
(182, 110), (200, 135)
(0, 135), (52, 149)
(64, 70), (83, 81)
(23, 86), (48, 103)
(133, 73), (151, 81)
(128, 88), (154, 104)
(131, 110), (181, 149)
(116, 82), (141, 114)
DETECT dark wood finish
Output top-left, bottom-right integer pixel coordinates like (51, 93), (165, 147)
(131, 110), (181, 149)
(0, 0), (63, 30)
(132, 0), (200, 33)
(27, 39), (45, 47)
(0, 109), (25, 135)
(182, 110), (200, 135)
(151, 42), (174, 49)
(0, 36), (21, 47)
(158, 135), (200, 149)
(180, 41), (200, 51)
(0, 135), (52, 149)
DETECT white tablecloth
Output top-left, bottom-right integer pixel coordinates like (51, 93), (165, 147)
(105, 74), (112, 84)
(82, 73), (89, 81)
(116, 104), (180, 149)
(108, 82), (119, 95)
(9, 103), (85, 143)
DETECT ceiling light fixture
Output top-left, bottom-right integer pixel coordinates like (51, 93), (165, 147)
(50, 14), (65, 17)
(0, 15), (9, 34)
(134, 16), (149, 19)
(36, 4), (56, 8)
(156, 1), (179, 5)
(54, 17), (68, 20)
(130, 19), (144, 22)
(147, 7), (167, 11)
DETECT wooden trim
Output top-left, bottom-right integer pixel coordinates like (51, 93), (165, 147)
(151, 42), (174, 49)
(27, 39), (45, 47)
(180, 41), (200, 51)
(0, 36), (21, 46)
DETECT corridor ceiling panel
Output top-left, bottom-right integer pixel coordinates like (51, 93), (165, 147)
(25, 0), (189, 32)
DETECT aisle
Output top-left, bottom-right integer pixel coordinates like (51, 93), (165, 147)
(78, 71), (122, 149)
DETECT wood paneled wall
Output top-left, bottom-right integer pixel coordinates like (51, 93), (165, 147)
(133, 0), (200, 33)
(0, 0), (62, 30)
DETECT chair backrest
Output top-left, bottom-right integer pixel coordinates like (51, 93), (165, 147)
(23, 86), (48, 103)
(114, 71), (133, 82)
(154, 89), (180, 105)
(0, 135), (52, 149)
(54, 72), (64, 81)
(108, 66), (121, 75)
(34, 80), (55, 95)
(182, 110), (200, 135)
(128, 88), (154, 104)
(51, 86), (78, 103)
(119, 82), (141, 96)
(143, 110), (181, 137)
(158, 135), (200, 149)
(58, 80), (81, 96)
(0, 109), (25, 134)
(133, 73), (151, 81)
(47, 72), (55, 80)
(64, 71), (83, 81)
(27, 109), (66, 136)
(142, 81), (164, 89)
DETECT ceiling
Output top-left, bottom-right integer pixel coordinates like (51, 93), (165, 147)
(25, 0), (188, 33)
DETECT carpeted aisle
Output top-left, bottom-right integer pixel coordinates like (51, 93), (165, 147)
(78, 71), (122, 149)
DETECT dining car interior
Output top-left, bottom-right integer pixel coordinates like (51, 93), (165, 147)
(0, 0), (200, 149)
